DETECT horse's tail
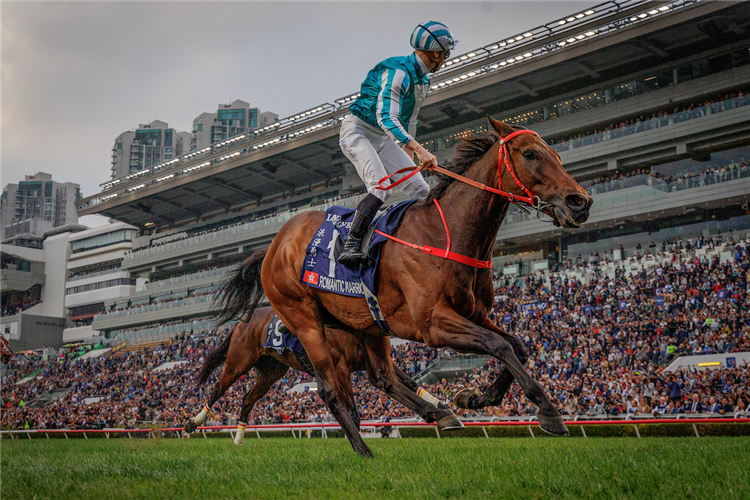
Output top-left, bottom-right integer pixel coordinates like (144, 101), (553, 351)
(211, 248), (267, 327)
(196, 327), (234, 386)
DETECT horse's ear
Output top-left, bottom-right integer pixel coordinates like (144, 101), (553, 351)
(487, 117), (514, 138)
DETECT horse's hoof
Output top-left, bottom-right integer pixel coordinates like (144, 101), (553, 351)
(454, 388), (482, 409)
(233, 439), (245, 446)
(183, 420), (196, 433)
(437, 414), (465, 431)
(354, 444), (374, 458)
(538, 413), (570, 437)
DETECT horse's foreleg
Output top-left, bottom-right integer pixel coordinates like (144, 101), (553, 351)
(364, 337), (463, 430)
(234, 356), (289, 445)
(455, 318), (527, 410)
(428, 308), (568, 437)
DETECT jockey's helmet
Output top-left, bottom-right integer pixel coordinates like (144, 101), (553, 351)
(410, 21), (457, 54)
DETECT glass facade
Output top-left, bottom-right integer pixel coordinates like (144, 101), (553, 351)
(135, 129), (161, 147)
(218, 109), (246, 127)
(66, 278), (137, 295)
(70, 229), (138, 254)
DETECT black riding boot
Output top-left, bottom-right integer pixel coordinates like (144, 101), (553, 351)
(338, 194), (383, 266)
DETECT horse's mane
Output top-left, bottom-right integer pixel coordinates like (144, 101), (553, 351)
(424, 132), (499, 203)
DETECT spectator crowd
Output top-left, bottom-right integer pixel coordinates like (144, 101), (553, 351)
(548, 89), (749, 148)
(2, 235), (749, 430)
(2, 299), (41, 318)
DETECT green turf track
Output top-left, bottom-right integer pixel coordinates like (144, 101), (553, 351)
(2, 437), (748, 499)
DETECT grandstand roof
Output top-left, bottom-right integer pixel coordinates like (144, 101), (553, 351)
(78, 1), (750, 231)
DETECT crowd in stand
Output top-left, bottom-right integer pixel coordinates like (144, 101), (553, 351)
(584, 160), (749, 194)
(98, 290), (217, 318)
(548, 89), (748, 148)
(67, 264), (121, 281)
(553, 230), (742, 274)
(2, 237), (749, 430)
(145, 262), (239, 287)
(1, 299), (41, 318)
(107, 316), (214, 342)
(128, 212), (281, 252)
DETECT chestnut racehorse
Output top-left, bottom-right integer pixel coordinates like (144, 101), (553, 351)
(185, 306), (459, 443)
(214, 119), (592, 456)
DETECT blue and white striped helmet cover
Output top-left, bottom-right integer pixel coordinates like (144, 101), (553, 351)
(410, 21), (457, 52)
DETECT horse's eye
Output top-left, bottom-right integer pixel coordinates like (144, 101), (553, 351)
(523, 150), (537, 160)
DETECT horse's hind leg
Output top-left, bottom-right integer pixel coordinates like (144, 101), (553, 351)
(364, 337), (462, 430)
(392, 366), (463, 430)
(185, 344), (260, 433)
(234, 356), (289, 445)
(291, 323), (372, 457)
(455, 318), (527, 410)
(333, 361), (361, 432)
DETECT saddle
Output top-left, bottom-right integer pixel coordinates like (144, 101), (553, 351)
(299, 200), (418, 333)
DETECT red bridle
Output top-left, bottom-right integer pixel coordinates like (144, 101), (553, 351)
(376, 129), (544, 209)
(370, 130), (549, 269)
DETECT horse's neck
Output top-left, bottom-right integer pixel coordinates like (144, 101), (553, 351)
(438, 145), (509, 260)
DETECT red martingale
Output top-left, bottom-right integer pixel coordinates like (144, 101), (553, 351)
(374, 199), (492, 269)
(373, 130), (539, 269)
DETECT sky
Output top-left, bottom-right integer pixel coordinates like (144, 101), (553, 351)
(2, 0), (599, 228)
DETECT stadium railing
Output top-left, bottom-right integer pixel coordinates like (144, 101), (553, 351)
(4, 414), (748, 440)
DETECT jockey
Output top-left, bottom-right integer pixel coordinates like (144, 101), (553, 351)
(338, 21), (457, 266)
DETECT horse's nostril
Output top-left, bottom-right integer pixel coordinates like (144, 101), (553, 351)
(566, 194), (589, 211)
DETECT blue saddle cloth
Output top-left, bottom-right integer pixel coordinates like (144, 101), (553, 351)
(300, 200), (418, 297)
(262, 315), (304, 354)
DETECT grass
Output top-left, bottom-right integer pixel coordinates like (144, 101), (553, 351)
(2, 437), (749, 499)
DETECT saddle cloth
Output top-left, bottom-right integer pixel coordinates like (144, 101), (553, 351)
(262, 315), (304, 354)
(299, 200), (418, 298)
(262, 315), (315, 374)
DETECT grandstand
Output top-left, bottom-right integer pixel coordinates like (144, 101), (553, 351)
(69, 0), (750, 347)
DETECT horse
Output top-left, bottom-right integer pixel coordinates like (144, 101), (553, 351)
(184, 306), (460, 444)
(214, 118), (593, 456)
(0, 333), (12, 365)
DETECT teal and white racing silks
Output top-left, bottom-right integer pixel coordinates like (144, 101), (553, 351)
(349, 52), (430, 145)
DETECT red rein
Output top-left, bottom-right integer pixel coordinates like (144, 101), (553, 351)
(373, 130), (539, 269)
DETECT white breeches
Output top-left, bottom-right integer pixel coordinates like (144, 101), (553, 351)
(339, 114), (430, 202)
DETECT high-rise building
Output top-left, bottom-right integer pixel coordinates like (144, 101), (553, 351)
(190, 100), (278, 152)
(1, 172), (81, 240)
(110, 120), (190, 180)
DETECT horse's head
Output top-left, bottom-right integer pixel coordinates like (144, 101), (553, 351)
(490, 118), (592, 228)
